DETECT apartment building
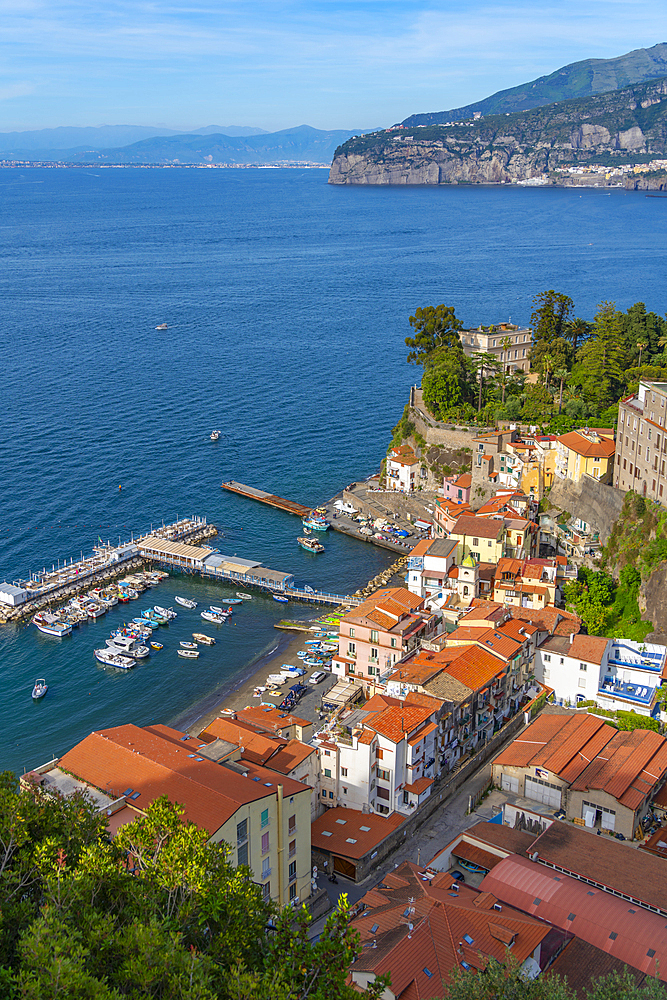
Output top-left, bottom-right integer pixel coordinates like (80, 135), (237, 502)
(555, 428), (616, 483)
(386, 444), (421, 492)
(33, 723), (313, 908)
(616, 380), (667, 502)
(314, 692), (444, 815)
(492, 556), (560, 609)
(333, 587), (436, 689)
(460, 322), (532, 373)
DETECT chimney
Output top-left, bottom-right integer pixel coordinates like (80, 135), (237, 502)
(569, 632), (574, 645)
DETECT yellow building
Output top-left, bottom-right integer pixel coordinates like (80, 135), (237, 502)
(555, 429), (615, 483)
(448, 514), (506, 564)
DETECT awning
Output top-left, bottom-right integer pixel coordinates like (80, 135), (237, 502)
(415, 520), (432, 530)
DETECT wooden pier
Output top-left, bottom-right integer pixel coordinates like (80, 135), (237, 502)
(221, 481), (312, 518)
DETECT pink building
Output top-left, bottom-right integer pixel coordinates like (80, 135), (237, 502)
(442, 472), (471, 503)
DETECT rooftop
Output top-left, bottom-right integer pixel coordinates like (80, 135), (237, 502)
(311, 806), (404, 859)
(450, 515), (505, 540)
(557, 430), (616, 459)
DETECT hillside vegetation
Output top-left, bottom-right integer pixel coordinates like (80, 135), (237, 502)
(402, 42), (667, 126)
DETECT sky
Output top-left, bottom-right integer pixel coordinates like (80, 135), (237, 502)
(1, 0), (666, 133)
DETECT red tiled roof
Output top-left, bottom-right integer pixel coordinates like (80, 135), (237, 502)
(441, 645), (507, 691)
(364, 704), (435, 743)
(311, 807), (404, 858)
(557, 431), (616, 458)
(451, 515), (505, 540)
(404, 777), (433, 794)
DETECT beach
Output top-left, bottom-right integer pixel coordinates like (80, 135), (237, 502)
(185, 621), (336, 736)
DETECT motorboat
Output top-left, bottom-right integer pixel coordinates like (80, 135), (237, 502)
(302, 518), (330, 531)
(154, 606), (177, 620)
(192, 633), (216, 645)
(94, 648), (135, 669)
(225, 598), (243, 605)
(32, 678), (48, 700)
(86, 604), (106, 618)
(144, 610), (167, 625)
(235, 592), (252, 600)
(272, 594), (289, 603)
(177, 649), (199, 659)
(175, 596), (197, 609)
(180, 641), (198, 649)
(210, 430), (220, 441)
(106, 636), (150, 658)
(201, 610), (226, 624)
(298, 536), (324, 553)
(210, 605), (232, 615)
(155, 322), (168, 330)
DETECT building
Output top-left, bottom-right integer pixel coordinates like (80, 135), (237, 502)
(448, 514), (506, 564)
(386, 444), (421, 492)
(314, 691), (443, 816)
(310, 806), (406, 881)
(491, 712), (667, 837)
(555, 428), (615, 483)
(228, 705), (313, 742)
(442, 472), (471, 503)
(433, 496), (472, 536)
(198, 715), (320, 819)
(460, 322), (532, 373)
(616, 380), (667, 501)
(333, 587), (436, 691)
(29, 723), (313, 907)
(492, 556), (560, 609)
(347, 860), (562, 997)
(406, 537), (459, 600)
(535, 636), (666, 716)
(0, 582), (28, 606)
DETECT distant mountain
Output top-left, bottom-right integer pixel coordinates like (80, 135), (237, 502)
(402, 42), (667, 126)
(189, 125), (268, 136)
(0, 123), (269, 157)
(5, 125), (373, 166)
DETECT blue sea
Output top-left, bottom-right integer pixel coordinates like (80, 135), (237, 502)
(1, 166), (666, 775)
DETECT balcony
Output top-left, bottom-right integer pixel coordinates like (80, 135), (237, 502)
(598, 679), (656, 706)
(261, 868), (272, 881)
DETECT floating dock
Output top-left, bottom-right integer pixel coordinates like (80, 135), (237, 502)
(221, 481), (311, 518)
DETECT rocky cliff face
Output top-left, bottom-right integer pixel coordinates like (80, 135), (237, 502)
(330, 78), (667, 185)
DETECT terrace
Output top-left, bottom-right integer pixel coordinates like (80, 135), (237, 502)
(598, 677), (657, 707)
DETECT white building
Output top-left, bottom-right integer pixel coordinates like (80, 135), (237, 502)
(406, 538), (459, 600)
(460, 322), (532, 374)
(386, 445), (420, 493)
(0, 582), (28, 606)
(535, 635), (666, 718)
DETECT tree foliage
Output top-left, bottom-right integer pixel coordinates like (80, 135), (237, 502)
(0, 780), (386, 1000)
(406, 305), (463, 365)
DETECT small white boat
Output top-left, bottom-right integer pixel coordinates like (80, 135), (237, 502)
(94, 648), (135, 669)
(106, 637), (150, 658)
(235, 592), (252, 600)
(180, 641), (198, 649)
(155, 322), (168, 330)
(272, 594), (289, 603)
(154, 605), (177, 620)
(175, 596), (197, 609)
(201, 610), (226, 624)
(35, 619), (72, 637)
(177, 649), (199, 659)
(210, 430), (220, 441)
(87, 604), (106, 619)
(209, 605), (228, 614)
(32, 678), (48, 700)
(192, 633), (216, 645)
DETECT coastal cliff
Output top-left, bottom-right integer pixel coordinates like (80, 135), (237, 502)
(329, 77), (667, 185)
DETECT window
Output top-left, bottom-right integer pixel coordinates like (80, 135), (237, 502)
(261, 858), (271, 880)
(237, 819), (249, 865)
(390, 638), (397, 648)
(578, 678), (586, 689)
(341, 767), (348, 777)
(370, 630), (379, 643)
(349, 627), (355, 638)
(289, 860), (297, 882)
(329, 791), (334, 799)
(262, 882), (271, 901)
(579, 663), (587, 672)
(376, 747), (383, 760)
(473, 537), (479, 546)
(342, 787), (347, 795)
(238, 842), (248, 866)
(543, 654), (551, 663)
(488, 540), (492, 548)
(321, 791), (326, 798)
(348, 642), (356, 655)
(376, 786), (390, 800)
(377, 768), (390, 781)
(288, 814), (296, 834)
(261, 832), (269, 855)
(289, 882), (297, 900)
(324, 749), (330, 756)
(289, 839), (296, 858)
(324, 768), (331, 778)
(261, 808), (269, 829)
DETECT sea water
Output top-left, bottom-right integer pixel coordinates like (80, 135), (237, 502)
(1, 167), (666, 774)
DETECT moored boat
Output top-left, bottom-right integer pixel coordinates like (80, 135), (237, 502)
(272, 594), (289, 603)
(210, 429), (220, 440)
(180, 641), (198, 649)
(106, 636), (150, 658)
(192, 633), (216, 645)
(94, 648), (135, 669)
(298, 536), (324, 553)
(302, 517), (330, 531)
(201, 610), (226, 624)
(177, 648), (199, 659)
(235, 592), (252, 600)
(35, 618), (72, 638)
(175, 596), (197, 609)
(32, 678), (48, 700)
(150, 642), (163, 650)
(154, 606), (177, 620)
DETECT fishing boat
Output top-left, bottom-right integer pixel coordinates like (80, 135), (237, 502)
(86, 604), (106, 618)
(302, 518), (330, 531)
(34, 619), (72, 638)
(201, 610), (226, 624)
(144, 610), (167, 625)
(94, 648), (135, 669)
(180, 641), (198, 649)
(175, 596), (197, 609)
(150, 642), (163, 650)
(210, 430), (221, 441)
(235, 592), (252, 600)
(192, 633), (216, 645)
(32, 678), (48, 700)
(298, 536), (324, 553)
(272, 594), (289, 603)
(177, 649), (199, 659)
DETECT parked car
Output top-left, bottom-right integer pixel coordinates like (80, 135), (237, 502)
(309, 671), (326, 685)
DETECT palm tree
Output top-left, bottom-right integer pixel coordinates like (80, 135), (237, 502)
(566, 317), (591, 354)
(471, 352), (499, 413)
(500, 335), (512, 404)
(637, 340), (648, 367)
(554, 368), (569, 414)
(542, 352), (556, 390)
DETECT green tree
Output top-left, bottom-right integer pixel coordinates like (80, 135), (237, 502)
(521, 383), (554, 424)
(499, 335), (513, 403)
(530, 290), (575, 343)
(553, 367), (569, 414)
(405, 305), (463, 365)
(471, 352), (501, 413)
(421, 346), (476, 419)
(565, 316), (591, 353)
(572, 301), (628, 412)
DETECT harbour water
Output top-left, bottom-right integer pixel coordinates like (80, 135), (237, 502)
(1, 167), (666, 774)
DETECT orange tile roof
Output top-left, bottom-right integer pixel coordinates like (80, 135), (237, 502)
(410, 538), (433, 557)
(454, 473), (471, 488)
(58, 724), (309, 835)
(311, 807), (405, 858)
(365, 704), (435, 743)
(408, 721), (438, 745)
(441, 645), (507, 692)
(451, 515), (505, 539)
(557, 430), (616, 458)
(448, 625), (521, 660)
(404, 776), (433, 794)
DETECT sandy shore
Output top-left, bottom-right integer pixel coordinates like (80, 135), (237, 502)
(183, 623), (333, 736)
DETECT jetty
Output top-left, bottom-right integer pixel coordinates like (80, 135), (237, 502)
(221, 481), (311, 517)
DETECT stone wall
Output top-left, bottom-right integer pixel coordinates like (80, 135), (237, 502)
(546, 476), (625, 546)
